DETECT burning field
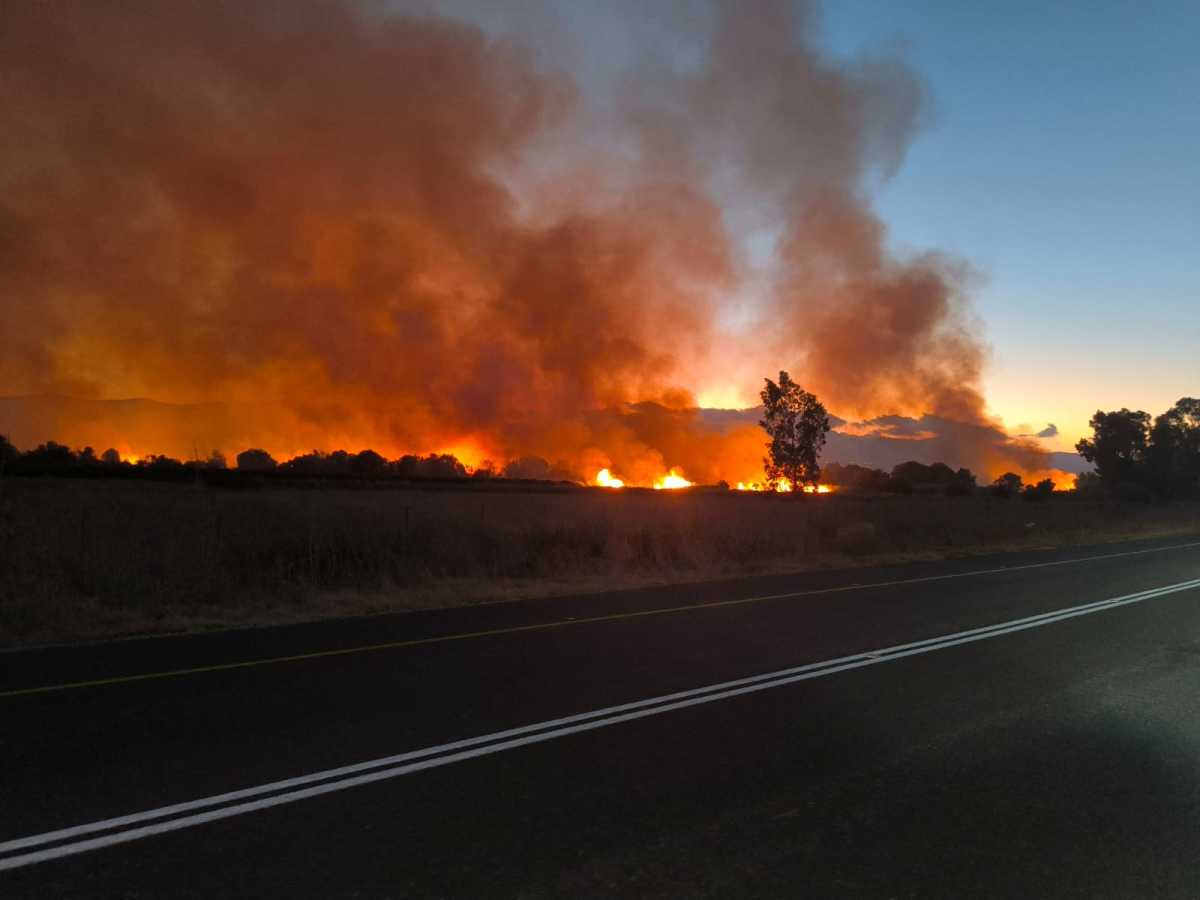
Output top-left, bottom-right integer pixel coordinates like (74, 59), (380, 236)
(1, 1), (1067, 489)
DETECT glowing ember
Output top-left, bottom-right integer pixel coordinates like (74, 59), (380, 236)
(595, 468), (625, 488)
(653, 469), (693, 490)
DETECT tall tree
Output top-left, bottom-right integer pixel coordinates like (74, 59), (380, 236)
(759, 371), (831, 491)
(1147, 397), (1200, 497)
(1076, 408), (1150, 487)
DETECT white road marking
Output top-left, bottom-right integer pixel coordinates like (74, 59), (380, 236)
(739, 539), (1200, 603)
(4, 574), (1200, 871)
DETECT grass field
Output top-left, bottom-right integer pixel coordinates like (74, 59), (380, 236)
(2, 477), (1199, 646)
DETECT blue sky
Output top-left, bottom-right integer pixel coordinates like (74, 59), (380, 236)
(820, 0), (1200, 446)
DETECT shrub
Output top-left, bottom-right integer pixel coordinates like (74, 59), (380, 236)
(237, 448), (278, 471)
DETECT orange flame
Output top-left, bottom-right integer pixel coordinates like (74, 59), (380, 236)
(653, 468), (693, 490)
(735, 478), (833, 494)
(595, 468), (625, 488)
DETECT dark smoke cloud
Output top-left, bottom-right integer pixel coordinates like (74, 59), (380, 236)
(0, 0), (1047, 481)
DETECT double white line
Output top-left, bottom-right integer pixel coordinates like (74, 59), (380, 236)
(4, 575), (1200, 872)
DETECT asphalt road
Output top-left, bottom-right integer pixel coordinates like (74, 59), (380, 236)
(5, 535), (1200, 898)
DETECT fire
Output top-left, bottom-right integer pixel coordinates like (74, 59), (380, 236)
(734, 479), (833, 494)
(594, 467), (694, 489)
(595, 468), (625, 488)
(110, 446), (142, 464)
(653, 468), (693, 490)
(432, 440), (489, 470)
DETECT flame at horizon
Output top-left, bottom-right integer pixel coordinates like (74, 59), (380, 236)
(653, 468), (694, 490)
(595, 468), (625, 489)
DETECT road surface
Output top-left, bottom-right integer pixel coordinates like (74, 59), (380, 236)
(4, 535), (1200, 898)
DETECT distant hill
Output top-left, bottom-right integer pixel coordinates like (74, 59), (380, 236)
(1047, 451), (1090, 475)
(700, 407), (1090, 475)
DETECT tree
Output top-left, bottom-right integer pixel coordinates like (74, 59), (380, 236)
(1073, 471), (1102, 496)
(502, 456), (553, 481)
(393, 453), (467, 480)
(139, 454), (185, 472)
(1076, 409), (1150, 488)
(100, 448), (122, 465)
(236, 448), (277, 471)
(1022, 478), (1055, 501)
(1146, 398), (1200, 498)
(822, 462), (890, 492)
(992, 472), (1023, 498)
(280, 450), (329, 474)
(351, 449), (386, 476)
(23, 441), (76, 469)
(891, 461), (935, 486)
(0, 434), (17, 469)
(946, 467), (977, 496)
(759, 371), (831, 491)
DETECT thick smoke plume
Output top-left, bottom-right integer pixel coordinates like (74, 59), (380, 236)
(0, 0), (1048, 482)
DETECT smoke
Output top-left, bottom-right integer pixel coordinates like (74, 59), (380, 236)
(0, 0), (1046, 481)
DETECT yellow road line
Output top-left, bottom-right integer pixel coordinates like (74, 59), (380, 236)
(0, 586), (853, 698)
(5, 539), (1199, 699)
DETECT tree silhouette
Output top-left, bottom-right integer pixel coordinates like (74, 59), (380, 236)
(1147, 398), (1200, 497)
(0, 434), (17, 468)
(24, 441), (76, 468)
(394, 453), (467, 480)
(947, 467), (977, 496)
(822, 462), (890, 492)
(992, 472), (1023, 498)
(1076, 409), (1150, 487)
(351, 449), (386, 475)
(236, 448), (277, 471)
(1022, 478), (1055, 501)
(759, 371), (830, 490)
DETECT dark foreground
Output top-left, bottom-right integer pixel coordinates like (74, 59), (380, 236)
(8, 475), (1200, 646)
(4, 535), (1200, 898)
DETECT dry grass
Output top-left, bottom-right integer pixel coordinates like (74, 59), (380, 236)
(2, 477), (1199, 646)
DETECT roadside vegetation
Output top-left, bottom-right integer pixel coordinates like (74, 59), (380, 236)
(3, 387), (1198, 646)
(2, 476), (1198, 646)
